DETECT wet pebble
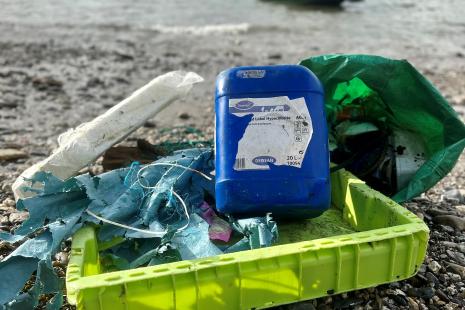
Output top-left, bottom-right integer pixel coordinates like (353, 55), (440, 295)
(425, 272), (440, 288)
(143, 121), (156, 128)
(442, 189), (465, 203)
(0, 94), (20, 108)
(446, 285), (457, 296)
(446, 262), (465, 279)
(428, 260), (441, 273)
(415, 212), (425, 220)
(333, 297), (363, 309)
(31, 76), (63, 91)
(442, 241), (465, 253)
(0, 148), (27, 161)
(268, 53), (282, 60)
(0, 203), (13, 212)
(0, 215), (9, 225)
(407, 287), (435, 299)
(450, 273), (461, 282)
(162, 52), (178, 58)
(287, 301), (316, 310)
(113, 50), (134, 61)
(178, 112), (190, 120)
(433, 215), (465, 231)
(2, 198), (16, 209)
(455, 205), (465, 215)
(418, 264), (427, 273)
(439, 273), (449, 283)
(441, 224), (456, 234)
(450, 95), (465, 107)
(427, 208), (452, 216)
(86, 77), (104, 88)
(54, 252), (69, 266)
(0, 241), (14, 251)
(389, 294), (408, 306)
(436, 289), (450, 302)
(407, 297), (420, 310)
(8, 211), (28, 224)
(447, 250), (465, 265)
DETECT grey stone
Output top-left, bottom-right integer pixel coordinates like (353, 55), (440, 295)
(407, 287), (435, 299)
(443, 189), (465, 203)
(407, 297), (419, 310)
(428, 260), (442, 273)
(8, 211), (28, 224)
(446, 262), (465, 279)
(434, 215), (465, 231)
(0, 149), (27, 161)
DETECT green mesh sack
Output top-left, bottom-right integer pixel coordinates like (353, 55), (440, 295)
(300, 54), (465, 202)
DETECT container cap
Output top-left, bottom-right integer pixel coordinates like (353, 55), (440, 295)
(215, 65), (323, 97)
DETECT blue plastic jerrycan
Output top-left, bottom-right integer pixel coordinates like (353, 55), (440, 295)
(215, 65), (330, 218)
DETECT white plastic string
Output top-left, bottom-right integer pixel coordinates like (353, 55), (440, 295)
(85, 190), (189, 237)
(136, 162), (212, 185)
(86, 209), (167, 237)
(85, 161), (212, 236)
(169, 190), (190, 232)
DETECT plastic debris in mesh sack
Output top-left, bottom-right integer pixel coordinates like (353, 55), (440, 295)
(300, 54), (465, 201)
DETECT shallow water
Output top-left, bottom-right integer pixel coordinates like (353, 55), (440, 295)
(1, 0), (463, 67)
(1, 0), (463, 40)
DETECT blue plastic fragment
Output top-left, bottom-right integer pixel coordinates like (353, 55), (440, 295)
(4, 259), (62, 310)
(172, 214), (222, 260)
(231, 214), (278, 249)
(0, 256), (38, 305)
(45, 293), (63, 310)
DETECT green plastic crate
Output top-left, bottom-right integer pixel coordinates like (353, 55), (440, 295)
(66, 169), (429, 309)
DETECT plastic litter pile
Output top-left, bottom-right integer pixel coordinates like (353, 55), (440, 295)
(1, 54), (464, 309)
(0, 148), (277, 308)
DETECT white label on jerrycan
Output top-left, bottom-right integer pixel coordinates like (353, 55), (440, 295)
(229, 96), (313, 170)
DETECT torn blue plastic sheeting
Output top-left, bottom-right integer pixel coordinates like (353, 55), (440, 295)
(0, 256), (38, 305)
(231, 214), (278, 249)
(172, 214), (222, 260)
(128, 248), (160, 268)
(6, 260), (64, 310)
(15, 191), (88, 239)
(147, 246), (181, 266)
(224, 237), (251, 254)
(46, 293), (63, 310)
(5, 233), (52, 261)
(248, 223), (276, 249)
(19, 171), (78, 197)
(100, 253), (131, 272)
(106, 238), (160, 267)
(1, 148), (279, 308)
(80, 149), (214, 240)
(0, 234), (62, 309)
(0, 148), (215, 309)
(0, 232), (24, 243)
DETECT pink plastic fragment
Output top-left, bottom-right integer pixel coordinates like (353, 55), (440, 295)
(199, 201), (215, 225)
(199, 201), (232, 242)
(208, 216), (232, 242)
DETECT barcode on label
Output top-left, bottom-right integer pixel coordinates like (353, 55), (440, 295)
(234, 158), (246, 169)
